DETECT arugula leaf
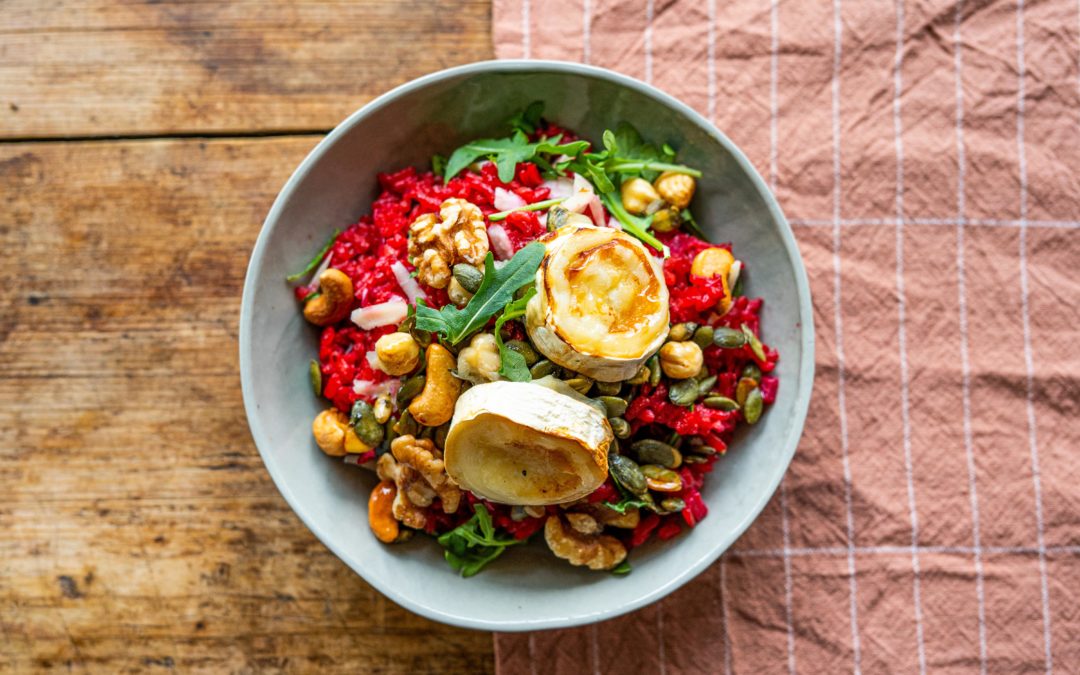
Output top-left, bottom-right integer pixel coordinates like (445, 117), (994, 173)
(598, 190), (669, 256)
(431, 153), (447, 177)
(414, 242), (545, 344)
(611, 560), (632, 575)
(494, 287), (536, 381)
(444, 132), (589, 183)
(437, 503), (526, 577)
(286, 229), (340, 282)
(507, 101), (546, 135)
(602, 495), (651, 514)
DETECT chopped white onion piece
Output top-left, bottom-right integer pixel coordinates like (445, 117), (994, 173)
(365, 350), (381, 369)
(487, 225), (515, 260)
(307, 249), (334, 286)
(586, 194), (605, 226)
(390, 261), (426, 303)
(350, 298), (408, 330)
(494, 187), (527, 212)
(352, 378), (401, 398)
(606, 215), (622, 230)
(540, 177), (574, 200)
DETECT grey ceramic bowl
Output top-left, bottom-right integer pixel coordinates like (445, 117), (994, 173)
(240, 60), (813, 631)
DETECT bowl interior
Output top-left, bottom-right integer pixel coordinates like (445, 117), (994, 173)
(240, 62), (813, 631)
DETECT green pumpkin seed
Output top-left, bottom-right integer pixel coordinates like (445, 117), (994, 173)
(628, 364), (650, 385)
(692, 325), (715, 349)
(349, 400), (386, 447)
(741, 324), (767, 362)
(396, 373), (426, 407)
(683, 454), (710, 464)
(452, 263), (484, 294)
(594, 380), (622, 396)
(744, 387), (764, 424)
(434, 422), (450, 450)
(668, 322), (698, 342)
(309, 359), (322, 397)
(397, 314), (415, 333)
(668, 379), (701, 406)
(735, 377), (758, 407)
(505, 339), (539, 366)
(609, 454), (648, 496)
(647, 355), (662, 386)
(631, 439), (682, 469)
(418, 425), (435, 441)
(703, 396), (740, 411)
(609, 417), (631, 439)
(392, 409), (418, 437)
(741, 363), (762, 382)
(696, 374), (718, 397)
(529, 359), (557, 379)
(564, 375), (594, 395)
(641, 465), (682, 493)
(660, 497), (686, 513)
(713, 327), (747, 349)
(597, 396), (628, 418)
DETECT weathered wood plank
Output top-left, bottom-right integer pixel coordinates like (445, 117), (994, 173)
(0, 0), (493, 139)
(0, 137), (494, 673)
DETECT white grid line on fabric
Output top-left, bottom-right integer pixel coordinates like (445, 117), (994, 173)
(521, 0), (531, 59)
(582, 0), (591, 65)
(708, 0), (717, 121)
(954, 3), (989, 672)
(527, 633), (538, 675)
(719, 560), (733, 675)
(832, 1), (862, 672)
(1015, 2), (1053, 671)
(770, 5), (797, 674)
(789, 217), (1080, 229)
(657, 601), (667, 675)
(892, 3), (927, 671)
(645, 0), (654, 84)
(727, 545), (1080, 558)
(590, 623), (600, 675)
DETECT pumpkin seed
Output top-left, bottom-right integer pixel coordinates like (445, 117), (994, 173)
(628, 364), (650, 385)
(309, 359), (322, 397)
(418, 425), (435, 442)
(683, 454), (710, 464)
(349, 400), (385, 447)
(668, 322), (698, 342)
(594, 380), (622, 396)
(647, 355), (662, 386)
(631, 439), (683, 469)
(510, 505), (529, 522)
(392, 409), (418, 437)
(660, 497), (686, 513)
(609, 454), (648, 496)
(703, 396), (740, 411)
(505, 339), (539, 366)
(396, 373), (426, 407)
(608, 417), (631, 439)
(452, 263), (484, 294)
(743, 387), (764, 424)
(697, 374), (718, 397)
(741, 324), (767, 362)
(564, 375), (594, 395)
(668, 379), (701, 406)
(597, 396), (628, 418)
(434, 422), (450, 450)
(373, 395), (393, 424)
(713, 327), (747, 349)
(741, 363), (762, 382)
(641, 465), (682, 493)
(692, 325), (715, 350)
(529, 359), (557, 379)
(411, 328), (433, 349)
(687, 441), (717, 456)
(397, 314), (415, 334)
(736, 377), (758, 407)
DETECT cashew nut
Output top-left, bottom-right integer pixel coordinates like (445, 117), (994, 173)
(312, 408), (350, 456)
(368, 480), (400, 543)
(374, 332), (420, 376)
(407, 344), (461, 427)
(303, 268), (354, 326)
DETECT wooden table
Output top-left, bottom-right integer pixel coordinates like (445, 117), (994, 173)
(1, 2), (495, 672)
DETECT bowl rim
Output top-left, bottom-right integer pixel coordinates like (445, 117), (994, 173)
(239, 59), (815, 632)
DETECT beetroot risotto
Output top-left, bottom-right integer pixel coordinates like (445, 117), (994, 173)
(289, 103), (778, 576)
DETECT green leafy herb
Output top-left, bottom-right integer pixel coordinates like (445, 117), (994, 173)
(487, 197), (566, 222)
(309, 359), (322, 396)
(302, 291), (322, 304)
(494, 287), (536, 381)
(565, 123), (700, 195)
(286, 229), (340, 282)
(431, 154), (447, 177)
(507, 101), (546, 135)
(444, 132), (589, 183)
(598, 190), (668, 256)
(414, 242), (545, 344)
(602, 495), (651, 514)
(611, 560), (632, 575)
(437, 503), (527, 577)
(680, 209), (708, 241)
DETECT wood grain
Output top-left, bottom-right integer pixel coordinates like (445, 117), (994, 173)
(0, 137), (495, 673)
(0, 0), (492, 139)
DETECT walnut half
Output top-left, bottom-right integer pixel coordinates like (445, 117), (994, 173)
(407, 198), (488, 289)
(544, 515), (628, 571)
(375, 435), (462, 530)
